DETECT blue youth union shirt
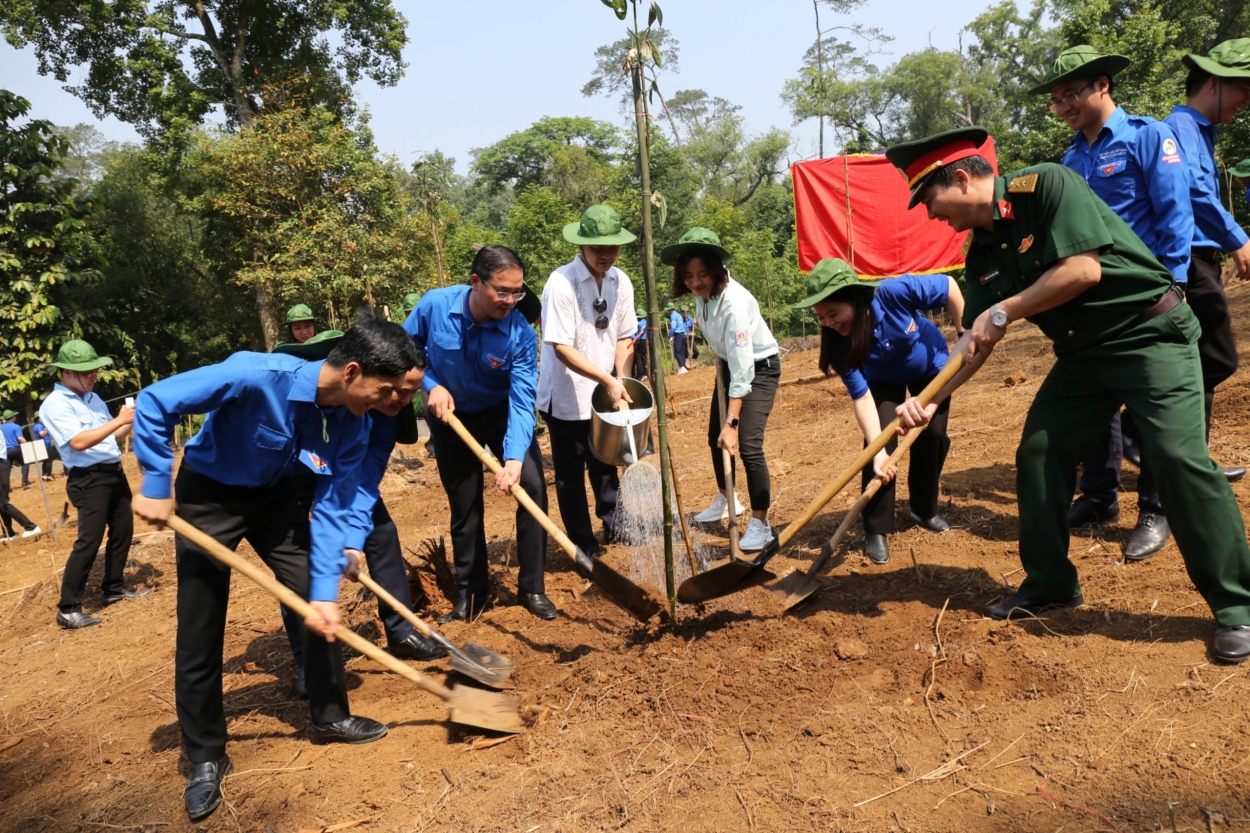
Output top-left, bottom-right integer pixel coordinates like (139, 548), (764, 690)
(132, 352), (369, 601)
(1164, 105), (1250, 253)
(343, 411), (399, 551)
(1061, 107), (1192, 284)
(0, 422), (23, 448)
(403, 284), (538, 463)
(835, 274), (951, 401)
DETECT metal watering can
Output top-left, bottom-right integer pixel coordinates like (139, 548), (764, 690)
(589, 377), (654, 467)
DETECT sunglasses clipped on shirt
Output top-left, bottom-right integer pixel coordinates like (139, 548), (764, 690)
(593, 297), (608, 329)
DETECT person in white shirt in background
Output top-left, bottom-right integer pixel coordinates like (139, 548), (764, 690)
(663, 227), (781, 552)
(536, 205), (637, 557)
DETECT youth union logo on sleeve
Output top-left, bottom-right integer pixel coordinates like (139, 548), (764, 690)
(734, 331), (748, 348)
(1161, 137), (1181, 163)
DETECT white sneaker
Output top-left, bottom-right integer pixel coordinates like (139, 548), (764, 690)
(692, 493), (745, 523)
(738, 518), (775, 552)
(677, 366), (689, 374)
(21, 526), (41, 538)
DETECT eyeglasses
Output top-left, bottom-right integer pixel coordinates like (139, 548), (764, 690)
(480, 277), (526, 302)
(1049, 82), (1095, 112)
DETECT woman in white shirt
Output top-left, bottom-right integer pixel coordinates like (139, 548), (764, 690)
(663, 227), (781, 551)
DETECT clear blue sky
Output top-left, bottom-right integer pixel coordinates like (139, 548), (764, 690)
(1, 0), (996, 171)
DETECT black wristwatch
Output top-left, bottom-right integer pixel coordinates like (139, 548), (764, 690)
(725, 416), (740, 428)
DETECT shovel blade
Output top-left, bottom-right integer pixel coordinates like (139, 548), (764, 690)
(573, 550), (663, 622)
(448, 642), (515, 690)
(677, 560), (776, 604)
(447, 684), (526, 734)
(766, 570), (822, 612)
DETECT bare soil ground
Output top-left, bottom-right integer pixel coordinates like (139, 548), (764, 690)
(6, 288), (1250, 832)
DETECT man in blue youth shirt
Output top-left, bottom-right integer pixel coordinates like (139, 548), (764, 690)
(1233, 159), (1250, 206)
(1032, 46), (1193, 560)
(405, 245), (553, 623)
(130, 316), (420, 823)
(31, 419), (53, 481)
(1165, 40), (1250, 482)
(668, 304), (690, 373)
(41, 341), (142, 629)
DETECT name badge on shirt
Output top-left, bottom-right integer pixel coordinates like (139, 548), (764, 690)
(299, 448), (332, 475)
(979, 269), (1001, 285)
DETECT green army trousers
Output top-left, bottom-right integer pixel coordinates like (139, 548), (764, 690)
(1015, 301), (1250, 626)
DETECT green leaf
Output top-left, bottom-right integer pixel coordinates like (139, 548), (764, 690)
(648, 3), (657, 26)
(652, 2), (662, 25)
(651, 42), (663, 67)
(651, 190), (667, 229)
(601, 0), (627, 20)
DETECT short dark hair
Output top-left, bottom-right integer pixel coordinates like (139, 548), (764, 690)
(327, 310), (421, 378)
(670, 250), (729, 300)
(922, 155), (996, 192)
(470, 244), (525, 283)
(1186, 66), (1214, 97)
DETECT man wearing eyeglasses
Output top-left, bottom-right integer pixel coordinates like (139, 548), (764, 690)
(1164, 39), (1250, 481)
(537, 205), (638, 557)
(1030, 46), (1194, 562)
(404, 245), (554, 622)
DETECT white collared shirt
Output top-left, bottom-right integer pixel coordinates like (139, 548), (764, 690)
(39, 383), (123, 469)
(698, 276), (779, 398)
(536, 255), (636, 421)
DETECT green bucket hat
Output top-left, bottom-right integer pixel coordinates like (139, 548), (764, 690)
(398, 292), (421, 316)
(1027, 45), (1131, 95)
(635, 307), (646, 318)
(563, 205), (638, 246)
(0, 410), (16, 421)
(272, 330), (344, 360)
(659, 227), (734, 266)
(792, 259), (880, 309)
(284, 304), (315, 324)
(50, 339), (114, 372)
(1230, 159), (1250, 178)
(1184, 39), (1250, 79)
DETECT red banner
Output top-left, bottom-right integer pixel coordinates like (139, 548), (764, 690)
(792, 139), (998, 277)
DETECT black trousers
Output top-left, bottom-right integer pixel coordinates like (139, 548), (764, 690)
(860, 375), (952, 534)
(0, 458), (34, 536)
(543, 408), (618, 555)
(709, 356), (781, 511)
(426, 404), (548, 597)
(281, 498), (416, 665)
(632, 340), (650, 380)
(174, 464), (350, 763)
(1189, 252), (1239, 441)
(1076, 410), (1163, 514)
(673, 333), (689, 369)
(58, 466), (133, 611)
(5, 446), (27, 488)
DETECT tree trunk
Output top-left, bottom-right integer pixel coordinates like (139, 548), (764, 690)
(255, 281), (281, 350)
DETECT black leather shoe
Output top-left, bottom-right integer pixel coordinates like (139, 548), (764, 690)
(56, 610), (102, 629)
(1068, 497), (1120, 527)
(184, 756), (232, 821)
(309, 715), (388, 744)
(1122, 434), (1142, 467)
(293, 668), (308, 699)
(437, 596), (485, 624)
(987, 592), (1084, 620)
(1223, 466), (1247, 483)
(909, 512), (950, 533)
(102, 587), (153, 606)
(864, 534), (889, 565)
(1212, 625), (1250, 664)
(1124, 513), (1170, 562)
(519, 592), (557, 620)
(389, 632), (447, 661)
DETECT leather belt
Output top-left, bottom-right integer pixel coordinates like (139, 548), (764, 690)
(1134, 286), (1182, 325)
(71, 461), (123, 474)
(1192, 247), (1221, 264)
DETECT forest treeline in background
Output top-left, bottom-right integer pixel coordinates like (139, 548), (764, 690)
(1, 0), (1248, 416)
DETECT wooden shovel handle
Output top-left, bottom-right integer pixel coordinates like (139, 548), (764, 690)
(354, 569), (436, 640)
(164, 514), (454, 702)
(715, 360), (741, 558)
(778, 336), (969, 550)
(803, 420), (929, 579)
(444, 413), (581, 561)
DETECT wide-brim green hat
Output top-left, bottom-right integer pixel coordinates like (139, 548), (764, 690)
(50, 339), (114, 372)
(1231, 159), (1250, 178)
(1027, 45), (1132, 95)
(1184, 38), (1250, 79)
(659, 226), (734, 266)
(792, 258), (880, 309)
(563, 205), (637, 246)
(886, 127), (991, 209)
(284, 303), (315, 324)
(398, 292), (421, 316)
(0, 410), (17, 420)
(273, 330), (344, 360)
(635, 307), (646, 318)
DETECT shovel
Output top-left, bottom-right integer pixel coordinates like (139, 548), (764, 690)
(164, 514), (525, 734)
(677, 337), (969, 605)
(715, 361), (743, 561)
(767, 421), (928, 611)
(353, 568), (515, 689)
(444, 413), (663, 623)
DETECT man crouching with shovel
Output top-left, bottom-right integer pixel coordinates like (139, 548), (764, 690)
(131, 316), (423, 822)
(888, 127), (1250, 665)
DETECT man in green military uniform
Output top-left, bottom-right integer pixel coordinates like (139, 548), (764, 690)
(887, 127), (1250, 663)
